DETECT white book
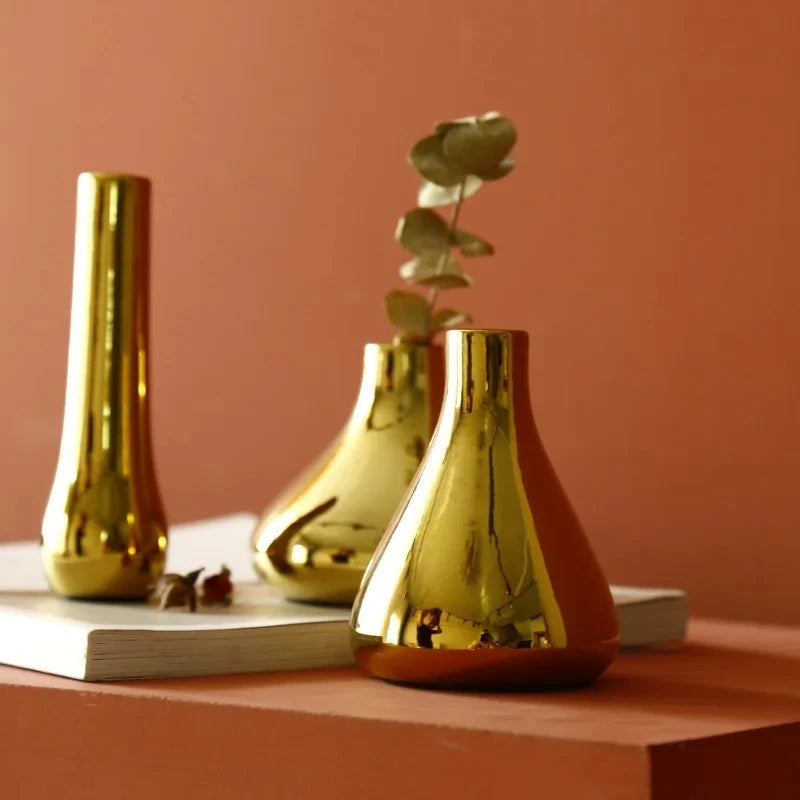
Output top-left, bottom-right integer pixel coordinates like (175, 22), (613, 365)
(0, 513), (688, 681)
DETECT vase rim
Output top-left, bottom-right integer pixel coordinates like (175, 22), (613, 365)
(445, 328), (528, 338)
(364, 341), (440, 351)
(78, 171), (151, 185)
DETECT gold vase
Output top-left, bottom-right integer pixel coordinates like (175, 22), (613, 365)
(251, 342), (443, 605)
(350, 329), (618, 688)
(41, 173), (167, 598)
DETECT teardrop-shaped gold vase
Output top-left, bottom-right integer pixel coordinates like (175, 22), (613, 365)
(251, 342), (443, 605)
(350, 329), (618, 689)
(41, 173), (167, 598)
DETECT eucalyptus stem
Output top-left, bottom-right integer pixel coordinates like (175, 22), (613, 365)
(426, 180), (467, 319)
(386, 112), (515, 342)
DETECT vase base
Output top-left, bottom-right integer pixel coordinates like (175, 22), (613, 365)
(353, 638), (619, 690)
(252, 552), (360, 606)
(42, 551), (165, 599)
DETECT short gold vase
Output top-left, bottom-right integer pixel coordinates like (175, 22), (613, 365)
(251, 342), (443, 605)
(350, 329), (618, 689)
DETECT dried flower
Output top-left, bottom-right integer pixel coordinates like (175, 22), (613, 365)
(152, 568), (204, 612)
(201, 565), (234, 606)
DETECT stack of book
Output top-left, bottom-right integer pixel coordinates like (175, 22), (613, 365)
(0, 513), (688, 681)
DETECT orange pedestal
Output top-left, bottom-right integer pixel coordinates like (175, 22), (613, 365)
(1, 619), (798, 799)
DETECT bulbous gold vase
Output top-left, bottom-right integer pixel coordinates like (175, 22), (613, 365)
(350, 329), (618, 689)
(41, 173), (167, 598)
(251, 342), (443, 604)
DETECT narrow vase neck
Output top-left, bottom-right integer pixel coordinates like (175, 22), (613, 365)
(60, 173), (152, 477)
(349, 342), (441, 426)
(443, 329), (530, 417)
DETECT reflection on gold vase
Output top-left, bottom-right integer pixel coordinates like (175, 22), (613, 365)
(41, 173), (167, 598)
(251, 342), (443, 605)
(350, 329), (618, 688)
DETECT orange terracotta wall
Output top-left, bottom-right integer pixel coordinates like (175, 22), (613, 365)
(1, 2), (798, 624)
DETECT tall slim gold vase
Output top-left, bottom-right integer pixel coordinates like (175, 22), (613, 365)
(252, 342), (443, 605)
(350, 329), (618, 688)
(41, 173), (167, 598)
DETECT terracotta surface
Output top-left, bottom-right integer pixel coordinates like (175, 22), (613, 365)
(1, 2), (798, 624)
(1, 619), (798, 798)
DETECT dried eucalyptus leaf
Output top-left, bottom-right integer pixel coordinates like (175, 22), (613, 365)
(395, 331), (431, 345)
(443, 116), (517, 175)
(453, 230), (494, 257)
(434, 119), (471, 138)
(385, 290), (430, 334)
(398, 259), (414, 280)
(474, 156), (515, 181)
(417, 272), (473, 289)
(431, 308), (472, 330)
(409, 135), (466, 187)
(398, 258), (424, 280)
(399, 252), (472, 289)
(418, 175), (482, 208)
(399, 251), (453, 281)
(436, 112), (499, 136)
(395, 208), (451, 254)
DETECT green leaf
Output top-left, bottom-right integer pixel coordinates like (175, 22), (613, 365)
(399, 252), (472, 289)
(417, 175), (482, 208)
(395, 208), (451, 254)
(452, 230), (494, 257)
(474, 156), (515, 181)
(385, 290), (430, 335)
(442, 115), (517, 175)
(409, 135), (466, 187)
(431, 308), (472, 330)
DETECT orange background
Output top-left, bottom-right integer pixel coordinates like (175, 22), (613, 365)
(1, 1), (798, 624)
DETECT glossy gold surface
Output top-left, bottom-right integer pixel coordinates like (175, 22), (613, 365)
(41, 173), (167, 598)
(350, 329), (618, 689)
(252, 343), (443, 605)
